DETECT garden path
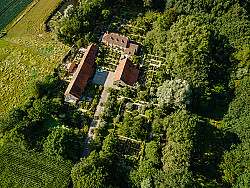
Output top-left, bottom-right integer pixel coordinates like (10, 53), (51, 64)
(81, 71), (119, 158)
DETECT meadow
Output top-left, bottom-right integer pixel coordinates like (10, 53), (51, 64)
(0, 40), (62, 114)
(0, 0), (70, 114)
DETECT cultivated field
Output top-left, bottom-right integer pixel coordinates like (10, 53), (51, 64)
(0, 0), (70, 114)
(0, 144), (73, 188)
(0, 0), (34, 30)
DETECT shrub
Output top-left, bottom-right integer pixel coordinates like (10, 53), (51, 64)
(114, 114), (121, 123)
(132, 110), (139, 117)
(126, 102), (134, 110)
(138, 105), (146, 115)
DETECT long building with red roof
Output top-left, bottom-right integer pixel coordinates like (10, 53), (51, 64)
(65, 44), (98, 101)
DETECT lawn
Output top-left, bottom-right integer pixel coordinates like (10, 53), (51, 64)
(0, 0), (70, 115)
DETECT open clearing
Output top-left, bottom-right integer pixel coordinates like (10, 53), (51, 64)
(0, 40), (62, 114)
(0, 0), (70, 114)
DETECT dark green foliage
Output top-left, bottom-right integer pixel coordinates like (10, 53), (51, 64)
(145, 8), (179, 54)
(154, 168), (194, 188)
(71, 133), (130, 188)
(0, 144), (73, 188)
(143, 0), (165, 10)
(118, 113), (149, 140)
(43, 126), (80, 161)
(130, 141), (160, 187)
(51, 0), (114, 44)
(220, 75), (250, 187)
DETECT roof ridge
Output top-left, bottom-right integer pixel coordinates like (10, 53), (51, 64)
(118, 58), (129, 80)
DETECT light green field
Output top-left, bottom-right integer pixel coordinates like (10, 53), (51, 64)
(0, 40), (61, 114)
(0, 0), (70, 114)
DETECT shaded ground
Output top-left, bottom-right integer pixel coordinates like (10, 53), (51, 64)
(90, 70), (109, 86)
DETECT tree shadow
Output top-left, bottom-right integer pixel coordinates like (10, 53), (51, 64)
(191, 119), (240, 182)
(191, 34), (235, 120)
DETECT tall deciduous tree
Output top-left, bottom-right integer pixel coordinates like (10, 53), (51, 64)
(43, 126), (80, 160)
(157, 79), (192, 109)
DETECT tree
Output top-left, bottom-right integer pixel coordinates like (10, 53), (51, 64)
(145, 8), (179, 54)
(145, 109), (153, 122)
(130, 141), (160, 187)
(157, 79), (192, 109)
(100, 133), (119, 158)
(43, 126), (80, 160)
(220, 75), (250, 187)
(143, 0), (165, 10)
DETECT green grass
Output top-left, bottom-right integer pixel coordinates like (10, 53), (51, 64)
(0, 40), (61, 114)
(0, 0), (70, 115)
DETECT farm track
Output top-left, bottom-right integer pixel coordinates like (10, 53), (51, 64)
(0, 38), (64, 57)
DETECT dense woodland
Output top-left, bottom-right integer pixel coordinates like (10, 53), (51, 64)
(0, 0), (249, 187)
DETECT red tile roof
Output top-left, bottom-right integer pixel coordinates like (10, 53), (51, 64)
(114, 58), (139, 86)
(124, 42), (139, 55)
(82, 44), (98, 67)
(102, 33), (129, 49)
(65, 44), (98, 99)
(67, 61), (76, 72)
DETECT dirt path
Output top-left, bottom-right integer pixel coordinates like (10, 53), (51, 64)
(81, 71), (119, 158)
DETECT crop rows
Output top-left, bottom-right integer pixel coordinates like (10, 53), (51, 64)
(0, 144), (73, 188)
(0, 0), (33, 30)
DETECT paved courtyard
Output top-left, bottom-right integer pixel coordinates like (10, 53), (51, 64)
(90, 69), (109, 86)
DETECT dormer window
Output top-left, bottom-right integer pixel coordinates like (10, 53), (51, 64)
(121, 40), (124, 43)
(117, 38), (119, 42)
(111, 37), (114, 40)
